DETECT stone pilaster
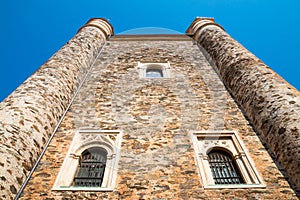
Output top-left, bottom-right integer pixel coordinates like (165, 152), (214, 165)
(0, 18), (113, 200)
(187, 17), (300, 190)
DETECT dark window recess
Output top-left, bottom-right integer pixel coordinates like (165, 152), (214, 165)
(208, 149), (244, 184)
(73, 147), (107, 187)
(146, 68), (163, 78)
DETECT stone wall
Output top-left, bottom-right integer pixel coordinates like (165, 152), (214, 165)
(0, 19), (112, 200)
(189, 18), (300, 191)
(19, 36), (298, 199)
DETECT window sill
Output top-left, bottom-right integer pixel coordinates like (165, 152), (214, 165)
(140, 77), (171, 79)
(52, 186), (114, 191)
(204, 184), (266, 189)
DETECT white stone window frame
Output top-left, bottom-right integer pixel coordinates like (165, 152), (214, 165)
(190, 130), (265, 189)
(52, 130), (122, 191)
(138, 62), (171, 78)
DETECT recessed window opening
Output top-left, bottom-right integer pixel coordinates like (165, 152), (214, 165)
(146, 68), (163, 78)
(190, 131), (265, 189)
(53, 130), (122, 191)
(138, 62), (171, 78)
(208, 149), (244, 184)
(73, 147), (107, 187)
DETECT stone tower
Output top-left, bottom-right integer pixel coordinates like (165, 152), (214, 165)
(0, 18), (299, 199)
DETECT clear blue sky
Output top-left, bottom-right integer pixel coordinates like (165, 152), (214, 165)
(0, 0), (299, 101)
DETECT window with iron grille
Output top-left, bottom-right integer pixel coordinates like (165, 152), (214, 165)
(208, 149), (244, 184)
(73, 147), (107, 187)
(190, 131), (265, 189)
(52, 130), (122, 191)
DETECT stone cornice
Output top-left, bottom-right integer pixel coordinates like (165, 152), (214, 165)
(78, 18), (114, 38)
(186, 17), (224, 40)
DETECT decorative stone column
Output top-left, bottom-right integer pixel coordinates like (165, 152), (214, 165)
(186, 17), (300, 190)
(0, 18), (113, 199)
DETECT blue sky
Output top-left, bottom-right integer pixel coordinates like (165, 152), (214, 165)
(0, 0), (299, 101)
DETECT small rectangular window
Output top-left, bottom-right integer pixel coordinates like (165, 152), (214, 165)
(146, 68), (163, 78)
(138, 62), (171, 78)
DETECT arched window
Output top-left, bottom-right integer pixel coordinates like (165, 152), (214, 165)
(208, 149), (244, 184)
(146, 68), (163, 78)
(191, 131), (264, 188)
(73, 147), (107, 187)
(53, 130), (122, 191)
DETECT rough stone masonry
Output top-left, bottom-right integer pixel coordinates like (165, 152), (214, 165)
(20, 34), (297, 199)
(0, 19), (113, 200)
(187, 17), (300, 191)
(0, 17), (299, 200)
